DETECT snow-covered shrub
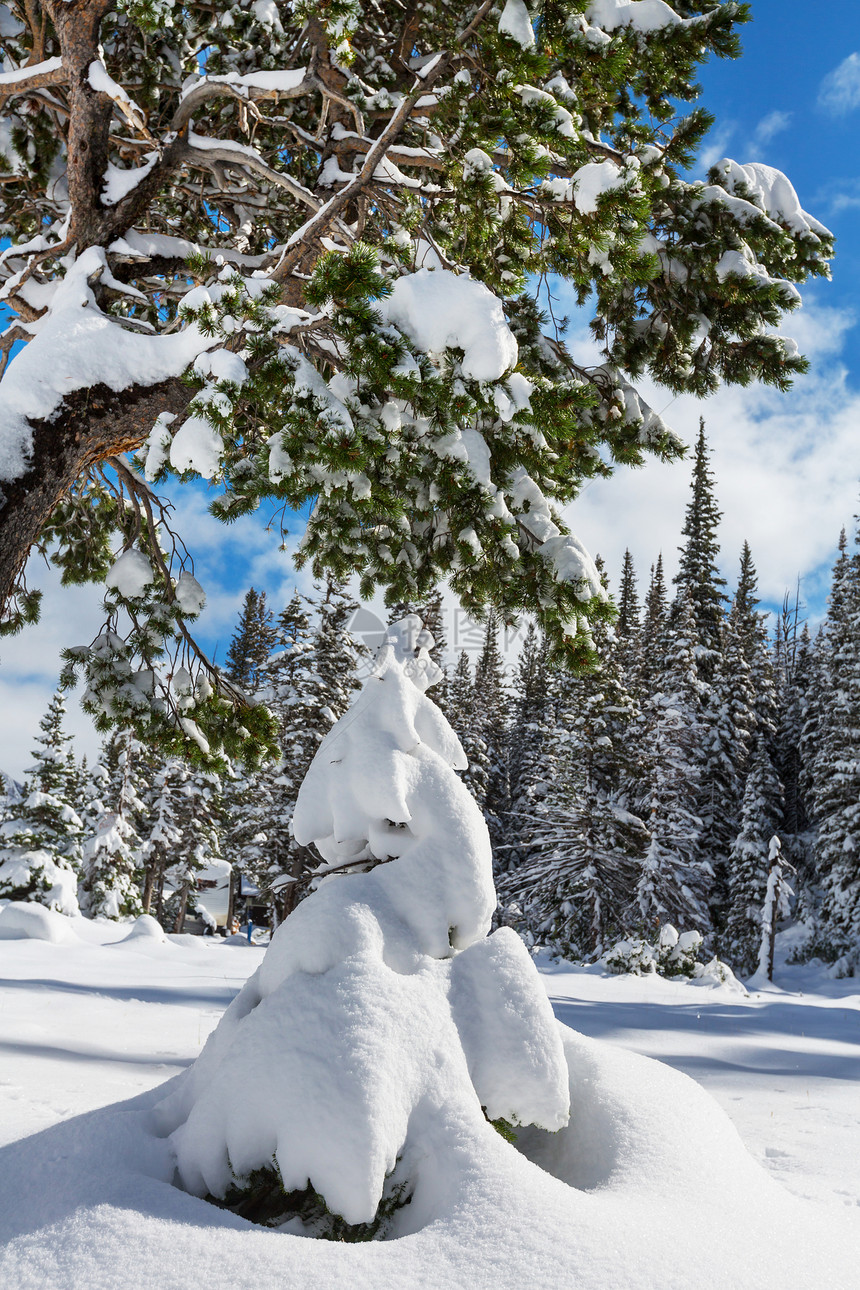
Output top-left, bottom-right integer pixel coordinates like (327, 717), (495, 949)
(602, 924), (737, 986)
(155, 618), (569, 1236)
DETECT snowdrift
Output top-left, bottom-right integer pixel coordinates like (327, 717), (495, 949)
(0, 620), (857, 1286)
(0, 1019), (858, 1289)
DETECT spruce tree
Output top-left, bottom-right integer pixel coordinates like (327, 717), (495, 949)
(446, 651), (491, 811)
(507, 622), (553, 862)
(672, 419), (727, 679)
(0, 691), (82, 912)
(508, 604), (647, 958)
(724, 737), (784, 975)
(634, 555), (669, 697)
(225, 588), (278, 693)
(473, 614), (511, 868)
(809, 522), (860, 965)
(79, 729), (149, 919)
(636, 593), (709, 934)
(774, 595), (812, 873)
(147, 760), (223, 933)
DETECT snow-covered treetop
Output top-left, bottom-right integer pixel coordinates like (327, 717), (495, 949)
(0, 0), (833, 761)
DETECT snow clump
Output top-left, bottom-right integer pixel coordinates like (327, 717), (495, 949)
(156, 616), (569, 1230)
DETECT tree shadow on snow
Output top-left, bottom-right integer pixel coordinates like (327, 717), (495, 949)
(0, 975), (239, 1007)
(552, 997), (860, 1084)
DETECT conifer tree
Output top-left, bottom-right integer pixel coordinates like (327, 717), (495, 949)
(224, 588), (278, 693)
(0, 691), (82, 912)
(636, 593), (709, 934)
(149, 760), (223, 933)
(0, 0), (832, 766)
(672, 419), (727, 679)
(507, 622), (553, 855)
(616, 548), (641, 675)
(446, 651), (491, 811)
(79, 729), (149, 919)
(635, 555), (669, 696)
(724, 737), (784, 975)
(808, 523), (860, 964)
(473, 615), (510, 867)
(617, 549), (641, 642)
(773, 594), (812, 869)
(141, 762), (183, 919)
(508, 603), (648, 958)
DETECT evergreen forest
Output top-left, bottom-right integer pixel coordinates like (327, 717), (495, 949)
(2, 424), (858, 978)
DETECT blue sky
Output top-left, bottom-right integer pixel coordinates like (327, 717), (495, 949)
(2, 0), (859, 777)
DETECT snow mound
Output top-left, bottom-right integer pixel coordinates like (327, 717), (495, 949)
(116, 914), (167, 944)
(0, 900), (78, 943)
(1, 1017), (859, 1288)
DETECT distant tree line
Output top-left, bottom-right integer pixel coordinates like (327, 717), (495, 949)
(1, 425), (858, 974)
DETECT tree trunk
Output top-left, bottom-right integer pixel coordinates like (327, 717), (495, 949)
(174, 882), (189, 934)
(0, 379), (191, 623)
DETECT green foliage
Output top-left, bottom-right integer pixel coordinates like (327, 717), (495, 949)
(0, 0), (833, 762)
(208, 1159), (411, 1241)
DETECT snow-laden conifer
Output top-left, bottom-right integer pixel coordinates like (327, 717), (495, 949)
(636, 593), (709, 934)
(0, 691), (82, 913)
(671, 420), (727, 679)
(224, 588), (278, 694)
(724, 738), (784, 975)
(474, 614), (511, 869)
(79, 729), (149, 919)
(807, 524), (860, 965)
(505, 598), (647, 959)
(506, 622), (553, 866)
(446, 651), (491, 810)
(0, 0), (833, 762)
(155, 617), (569, 1234)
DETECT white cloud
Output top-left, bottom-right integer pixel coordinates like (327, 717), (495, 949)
(564, 300), (859, 622)
(750, 109), (792, 150)
(697, 125), (736, 174)
(818, 52), (860, 115)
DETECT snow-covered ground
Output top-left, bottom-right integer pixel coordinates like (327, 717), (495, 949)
(539, 933), (860, 1212)
(0, 914), (857, 1287)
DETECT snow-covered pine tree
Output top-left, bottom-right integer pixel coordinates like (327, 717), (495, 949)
(0, 0), (832, 764)
(633, 555), (669, 697)
(506, 622), (553, 870)
(155, 617), (569, 1235)
(163, 761), (224, 934)
(615, 547), (641, 675)
(140, 761), (183, 919)
(636, 591), (710, 935)
(79, 728), (149, 918)
(446, 651), (492, 811)
(224, 588), (278, 693)
(506, 598), (647, 959)
(729, 542), (778, 746)
(807, 522), (860, 967)
(220, 588), (299, 920)
(0, 690), (82, 912)
(756, 835), (794, 984)
(699, 545), (775, 924)
(671, 419), (727, 679)
(474, 615), (511, 869)
(723, 736), (784, 975)
(773, 592), (812, 877)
